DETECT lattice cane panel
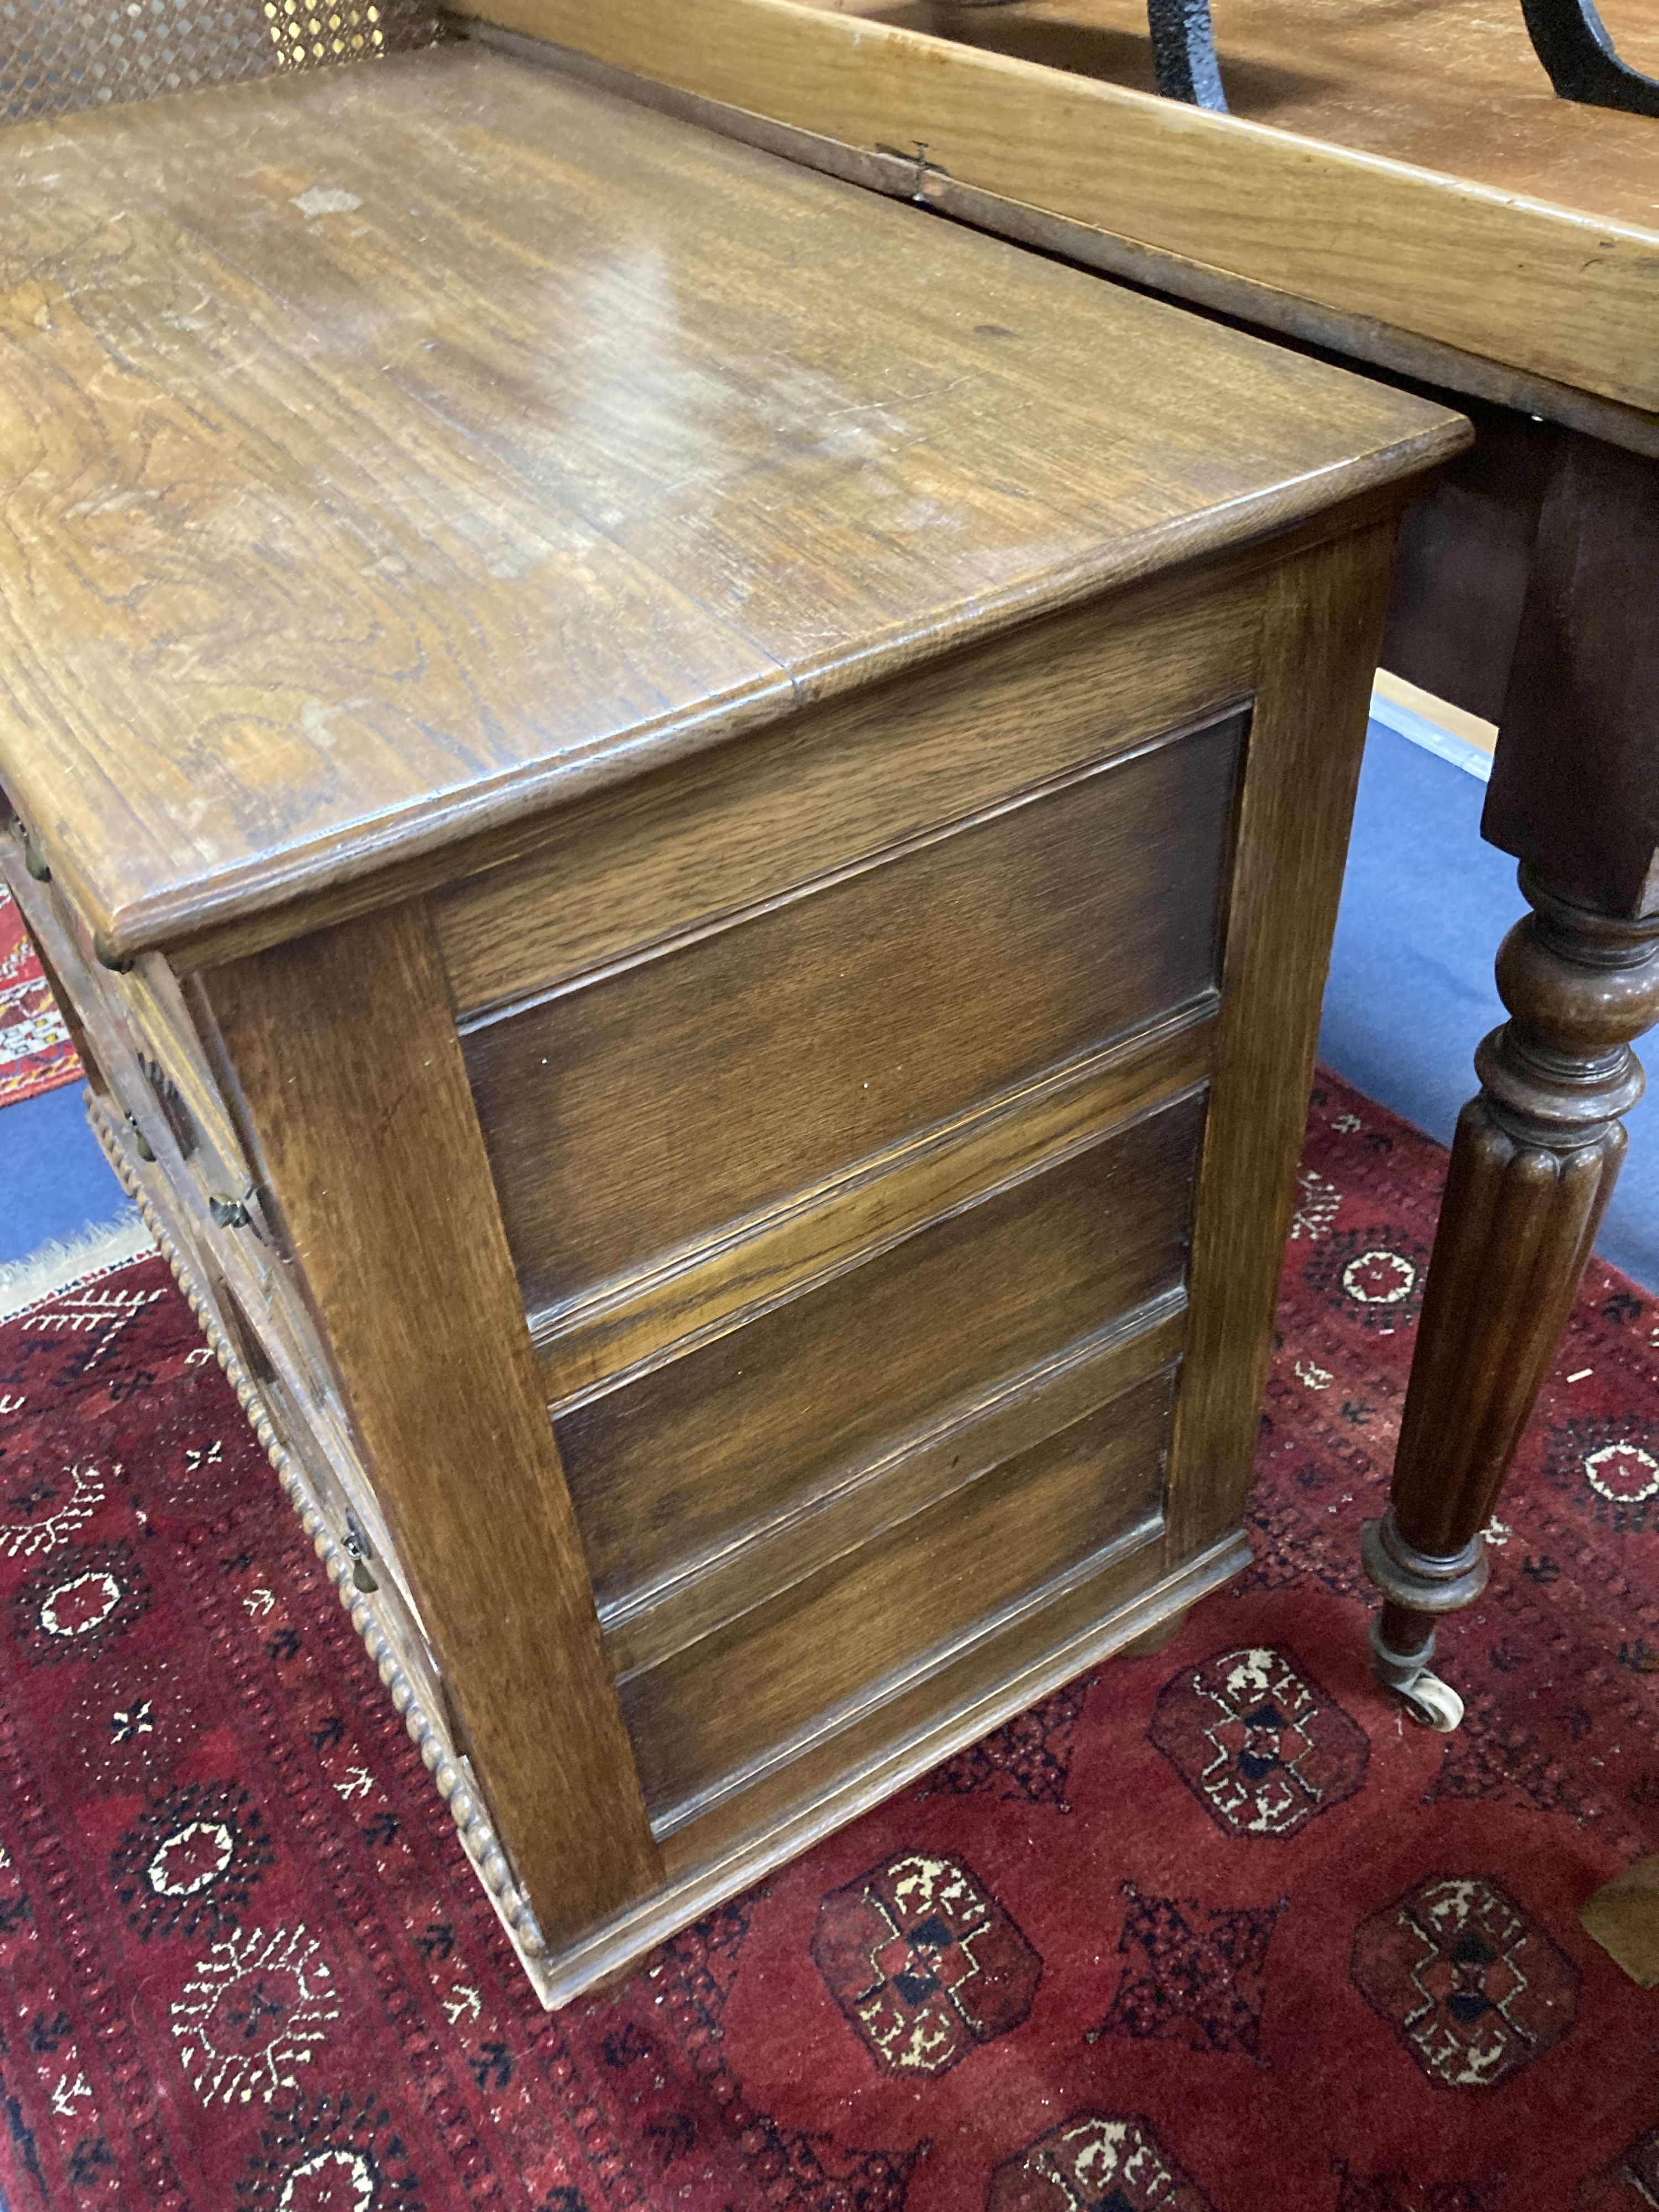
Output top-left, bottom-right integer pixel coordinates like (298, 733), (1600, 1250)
(2, 0), (439, 125)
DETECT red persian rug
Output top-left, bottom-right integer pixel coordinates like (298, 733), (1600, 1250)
(0, 886), (80, 1107)
(2, 1071), (1658, 2212)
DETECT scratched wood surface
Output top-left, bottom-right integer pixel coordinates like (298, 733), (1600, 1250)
(0, 40), (1463, 963)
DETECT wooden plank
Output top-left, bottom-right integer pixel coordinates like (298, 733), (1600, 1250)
(535, 1003), (1215, 1406)
(434, 569), (1261, 1020)
(1380, 401), (1561, 727)
(1484, 431), (1659, 917)
(447, 0), (1659, 414)
(553, 1091), (1205, 1616)
(620, 1368), (1174, 1824)
(0, 45), (1467, 962)
(532, 1530), (1246, 2001)
(468, 19), (1659, 464)
(191, 899), (663, 1942)
(467, 714), (1241, 1316)
(1164, 521), (1398, 1554)
(865, 0), (1659, 239)
(602, 1293), (1187, 1677)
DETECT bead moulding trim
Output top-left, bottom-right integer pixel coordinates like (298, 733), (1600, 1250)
(87, 1097), (559, 2001)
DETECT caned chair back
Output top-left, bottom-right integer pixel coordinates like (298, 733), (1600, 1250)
(3, 0), (438, 124)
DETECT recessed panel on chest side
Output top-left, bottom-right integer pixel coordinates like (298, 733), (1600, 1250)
(447, 573), (1267, 1838)
(465, 713), (1239, 1323)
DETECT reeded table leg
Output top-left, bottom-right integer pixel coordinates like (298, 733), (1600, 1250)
(1363, 877), (1659, 1726)
(1364, 425), (1659, 1728)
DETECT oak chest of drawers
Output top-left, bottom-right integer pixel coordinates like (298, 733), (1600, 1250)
(0, 43), (1465, 2000)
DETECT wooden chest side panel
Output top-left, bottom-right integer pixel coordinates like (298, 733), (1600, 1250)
(620, 1365), (1174, 1828)
(431, 571), (1259, 1019)
(555, 1087), (1204, 1616)
(466, 712), (1242, 1321)
(538, 1000), (1214, 1406)
(602, 1292), (1187, 1682)
(649, 1522), (1239, 1905)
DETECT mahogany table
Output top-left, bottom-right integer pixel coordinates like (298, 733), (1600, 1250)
(471, 0), (1659, 1732)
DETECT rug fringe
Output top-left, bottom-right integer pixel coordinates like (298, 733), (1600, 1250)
(0, 1208), (155, 1323)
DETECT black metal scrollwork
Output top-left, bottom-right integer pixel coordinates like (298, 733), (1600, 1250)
(945, 0), (1659, 119)
(1519, 0), (1659, 116)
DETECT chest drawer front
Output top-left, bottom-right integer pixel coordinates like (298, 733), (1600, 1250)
(466, 709), (1243, 1326)
(14, 880), (252, 1218)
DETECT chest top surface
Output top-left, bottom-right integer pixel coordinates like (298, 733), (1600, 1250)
(0, 42), (1462, 958)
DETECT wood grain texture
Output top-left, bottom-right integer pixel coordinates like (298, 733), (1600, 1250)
(191, 901), (662, 1941)
(0, 38), (1466, 1996)
(446, 0), (1659, 414)
(621, 1366), (1173, 1825)
(472, 18), (1659, 463)
(535, 1002), (1214, 1407)
(1380, 400), (1561, 727)
(1163, 520), (1399, 1556)
(432, 569), (1259, 1021)
(601, 1293), (1187, 1678)
(869, 0), (1659, 234)
(0, 41), (1465, 961)
(554, 1089), (1205, 1618)
(468, 713), (1240, 1317)
(543, 1530), (1248, 2000)
(649, 1527), (1237, 1884)
(1367, 878), (1659, 1645)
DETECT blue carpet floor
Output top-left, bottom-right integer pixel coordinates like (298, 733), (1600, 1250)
(0, 1079), (129, 1269)
(1320, 721), (1659, 1291)
(3, 713), (1656, 1292)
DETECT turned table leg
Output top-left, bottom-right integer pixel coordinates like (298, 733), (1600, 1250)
(1363, 425), (1659, 1728)
(1363, 875), (1659, 1726)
